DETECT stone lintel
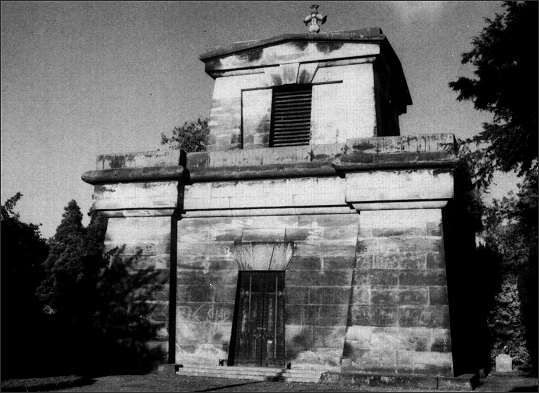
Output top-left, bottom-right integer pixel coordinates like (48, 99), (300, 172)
(350, 200), (448, 211)
(98, 208), (177, 218)
(82, 166), (184, 185)
(180, 206), (354, 218)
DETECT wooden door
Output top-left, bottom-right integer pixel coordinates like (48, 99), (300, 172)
(231, 271), (285, 367)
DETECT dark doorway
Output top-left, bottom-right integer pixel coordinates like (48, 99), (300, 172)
(229, 271), (285, 367)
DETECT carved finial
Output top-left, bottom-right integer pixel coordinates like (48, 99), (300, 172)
(304, 4), (327, 33)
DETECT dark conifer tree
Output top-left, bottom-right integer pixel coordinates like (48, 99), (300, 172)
(1, 193), (49, 378)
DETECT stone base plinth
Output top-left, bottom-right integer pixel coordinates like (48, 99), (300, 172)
(321, 371), (478, 391)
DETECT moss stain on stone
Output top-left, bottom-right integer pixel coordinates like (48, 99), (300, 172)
(315, 41), (343, 54)
(108, 155), (126, 169)
(237, 47), (263, 62)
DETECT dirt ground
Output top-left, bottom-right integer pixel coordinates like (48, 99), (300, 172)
(1, 372), (537, 392)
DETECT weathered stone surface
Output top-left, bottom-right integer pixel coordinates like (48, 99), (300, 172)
(177, 285), (235, 303)
(399, 270), (447, 286)
(372, 254), (400, 269)
(429, 286), (449, 305)
(184, 134), (456, 173)
(411, 351), (453, 376)
(351, 305), (399, 327)
(176, 321), (232, 365)
(309, 287), (351, 305)
(398, 328), (431, 352)
(341, 205), (453, 375)
(177, 269), (238, 287)
(184, 176), (346, 210)
(426, 252), (445, 269)
(398, 306), (450, 328)
(201, 32), (383, 70)
(287, 270), (352, 287)
(104, 240), (170, 257)
(323, 256), (356, 270)
(97, 149), (181, 170)
(313, 326), (347, 348)
(321, 371), (439, 390)
(177, 303), (234, 324)
(80, 18), (468, 377)
(241, 88), (272, 149)
(398, 288), (428, 305)
(356, 270), (398, 286)
(286, 287), (310, 305)
(92, 181), (179, 211)
(437, 374), (477, 391)
(288, 256), (322, 271)
(371, 288), (399, 305)
(431, 329), (452, 353)
(345, 170), (453, 204)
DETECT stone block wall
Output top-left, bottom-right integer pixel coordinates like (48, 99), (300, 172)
(83, 149), (182, 360)
(104, 215), (172, 353)
(175, 208), (453, 376)
(175, 216), (237, 365)
(207, 61), (377, 151)
(82, 135), (462, 374)
(343, 209), (453, 376)
(175, 213), (360, 368)
(285, 213), (358, 370)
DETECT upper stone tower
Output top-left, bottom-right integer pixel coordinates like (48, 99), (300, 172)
(200, 22), (412, 151)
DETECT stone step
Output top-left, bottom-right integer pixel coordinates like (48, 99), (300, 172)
(282, 371), (322, 383)
(285, 369), (323, 375)
(283, 374), (321, 380)
(178, 367), (282, 376)
(177, 370), (268, 381)
(178, 370), (278, 378)
(283, 376), (321, 382)
(181, 364), (280, 370)
(177, 366), (283, 381)
(176, 365), (323, 383)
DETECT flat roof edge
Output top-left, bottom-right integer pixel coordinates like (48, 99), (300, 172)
(199, 28), (386, 61)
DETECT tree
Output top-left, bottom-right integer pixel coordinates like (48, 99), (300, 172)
(1, 193), (49, 378)
(37, 200), (86, 318)
(37, 201), (164, 375)
(449, 1), (537, 189)
(160, 118), (210, 152)
(449, 1), (538, 372)
(481, 194), (532, 369)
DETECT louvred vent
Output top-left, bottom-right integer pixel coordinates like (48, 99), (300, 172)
(270, 85), (312, 147)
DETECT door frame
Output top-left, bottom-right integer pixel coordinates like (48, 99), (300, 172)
(228, 270), (286, 367)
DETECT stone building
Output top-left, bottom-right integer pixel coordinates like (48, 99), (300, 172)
(82, 21), (480, 383)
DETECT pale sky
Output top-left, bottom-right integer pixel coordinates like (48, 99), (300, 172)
(1, 1), (517, 238)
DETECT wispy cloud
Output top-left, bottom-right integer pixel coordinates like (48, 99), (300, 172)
(388, 1), (448, 23)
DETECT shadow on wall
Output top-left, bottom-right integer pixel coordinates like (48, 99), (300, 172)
(286, 327), (315, 360)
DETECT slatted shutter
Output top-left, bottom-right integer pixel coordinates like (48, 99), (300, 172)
(270, 84), (312, 147)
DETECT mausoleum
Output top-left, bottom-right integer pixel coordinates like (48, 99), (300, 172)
(82, 9), (480, 385)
